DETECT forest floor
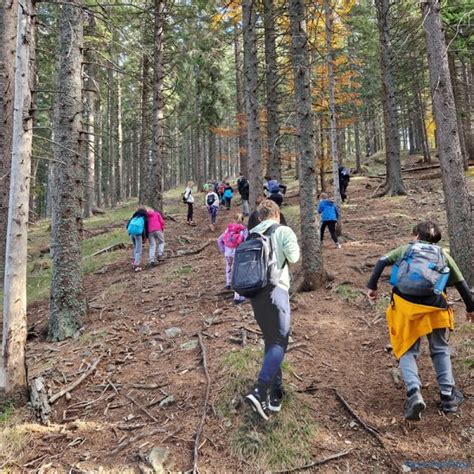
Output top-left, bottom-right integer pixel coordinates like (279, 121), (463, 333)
(1, 166), (473, 473)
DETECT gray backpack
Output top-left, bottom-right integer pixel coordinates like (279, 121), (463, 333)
(389, 242), (449, 296)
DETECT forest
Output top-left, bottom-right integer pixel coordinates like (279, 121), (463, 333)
(0, 0), (473, 471)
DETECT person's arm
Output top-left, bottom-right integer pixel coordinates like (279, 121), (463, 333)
(367, 245), (407, 298)
(317, 202), (322, 214)
(454, 281), (474, 313)
(280, 227), (300, 264)
(217, 233), (226, 254)
(335, 205), (339, 220)
(158, 212), (165, 230)
(279, 183), (287, 195)
(443, 252), (474, 316)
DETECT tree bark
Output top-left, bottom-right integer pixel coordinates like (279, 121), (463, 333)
(354, 121), (362, 173)
(375, 0), (406, 196)
(149, 0), (165, 212)
(116, 76), (124, 201)
(242, 0), (262, 211)
(139, 54), (149, 204)
(263, 0), (281, 181)
(0, 0), (18, 283)
(289, 0), (326, 291)
(1, 0), (34, 401)
(324, 0), (341, 207)
(422, 0), (473, 286)
(234, 24), (248, 177)
(49, 0), (86, 341)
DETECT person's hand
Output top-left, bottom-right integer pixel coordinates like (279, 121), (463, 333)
(367, 289), (377, 301)
(466, 311), (474, 323)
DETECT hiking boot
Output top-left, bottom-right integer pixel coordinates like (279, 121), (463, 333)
(147, 261), (157, 268)
(335, 243), (342, 249)
(157, 255), (165, 262)
(133, 266), (142, 273)
(404, 389), (426, 421)
(440, 388), (464, 413)
(245, 386), (270, 421)
(234, 298), (246, 305)
(269, 387), (284, 413)
(225, 285), (231, 291)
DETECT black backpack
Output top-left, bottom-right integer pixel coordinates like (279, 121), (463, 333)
(231, 224), (280, 298)
(207, 193), (216, 206)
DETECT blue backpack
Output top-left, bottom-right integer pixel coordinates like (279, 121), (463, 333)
(389, 242), (449, 296)
(128, 216), (145, 236)
(268, 180), (280, 194)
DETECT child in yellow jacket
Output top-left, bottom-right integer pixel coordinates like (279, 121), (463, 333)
(367, 221), (473, 420)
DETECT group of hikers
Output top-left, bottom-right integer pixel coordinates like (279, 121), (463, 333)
(126, 172), (473, 423)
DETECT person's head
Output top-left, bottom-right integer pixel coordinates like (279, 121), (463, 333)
(319, 192), (328, 200)
(412, 221), (442, 243)
(256, 194), (265, 205)
(137, 204), (147, 212)
(264, 175), (271, 181)
(257, 199), (280, 223)
(187, 181), (193, 188)
(234, 213), (244, 224)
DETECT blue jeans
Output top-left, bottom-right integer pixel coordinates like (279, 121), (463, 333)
(208, 205), (217, 224)
(399, 328), (455, 395)
(131, 234), (143, 266)
(149, 231), (164, 262)
(250, 285), (291, 390)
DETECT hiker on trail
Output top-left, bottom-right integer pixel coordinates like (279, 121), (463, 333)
(237, 173), (250, 217)
(217, 213), (248, 304)
(223, 182), (234, 210)
(248, 195), (287, 231)
(205, 187), (220, 231)
(338, 165), (350, 202)
(317, 192), (341, 249)
(218, 181), (226, 206)
(183, 181), (196, 226)
(367, 221), (474, 421)
(264, 176), (287, 207)
(127, 205), (148, 272)
(233, 199), (300, 420)
(146, 207), (165, 266)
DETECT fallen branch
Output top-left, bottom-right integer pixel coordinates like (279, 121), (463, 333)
(193, 333), (211, 474)
(170, 241), (213, 259)
(111, 426), (167, 454)
(49, 357), (102, 404)
(85, 242), (128, 258)
(274, 449), (352, 473)
(334, 390), (382, 445)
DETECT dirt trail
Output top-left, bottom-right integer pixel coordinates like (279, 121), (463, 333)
(21, 174), (473, 472)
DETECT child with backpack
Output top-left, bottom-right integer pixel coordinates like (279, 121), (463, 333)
(264, 176), (287, 207)
(223, 183), (234, 210)
(146, 207), (165, 266)
(317, 193), (341, 248)
(232, 199), (300, 420)
(127, 206), (148, 272)
(217, 214), (248, 304)
(183, 181), (196, 226)
(367, 221), (473, 421)
(205, 187), (220, 231)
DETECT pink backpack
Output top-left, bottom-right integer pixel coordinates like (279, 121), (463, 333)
(223, 223), (246, 249)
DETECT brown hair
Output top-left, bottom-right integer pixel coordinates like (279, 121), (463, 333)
(234, 213), (244, 224)
(257, 199), (280, 222)
(319, 192), (328, 200)
(412, 221), (442, 243)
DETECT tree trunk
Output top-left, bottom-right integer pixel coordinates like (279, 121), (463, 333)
(1, 0), (34, 402)
(95, 102), (103, 208)
(139, 54), (149, 204)
(149, 0), (165, 212)
(375, 0), (406, 196)
(116, 76), (124, 201)
(422, 0), (473, 286)
(324, 0), (341, 207)
(107, 68), (116, 207)
(354, 121), (362, 173)
(234, 25), (248, 177)
(289, 0), (325, 291)
(242, 0), (262, 211)
(0, 0), (18, 284)
(460, 60), (473, 162)
(263, 0), (281, 181)
(49, 0), (86, 341)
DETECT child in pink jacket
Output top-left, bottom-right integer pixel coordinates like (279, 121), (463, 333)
(146, 208), (165, 266)
(217, 214), (248, 304)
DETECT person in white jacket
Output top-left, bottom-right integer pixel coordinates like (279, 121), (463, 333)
(183, 181), (196, 226)
(205, 189), (220, 231)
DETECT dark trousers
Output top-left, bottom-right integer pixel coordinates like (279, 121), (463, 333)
(187, 203), (193, 222)
(250, 285), (290, 391)
(225, 197), (231, 209)
(321, 220), (338, 244)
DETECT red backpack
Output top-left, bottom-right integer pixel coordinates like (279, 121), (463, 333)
(223, 223), (246, 249)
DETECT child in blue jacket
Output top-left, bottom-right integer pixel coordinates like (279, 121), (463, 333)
(317, 193), (341, 248)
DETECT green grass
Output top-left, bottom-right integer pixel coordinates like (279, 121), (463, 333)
(334, 283), (364, 302)
(217, 347), (318, 471)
